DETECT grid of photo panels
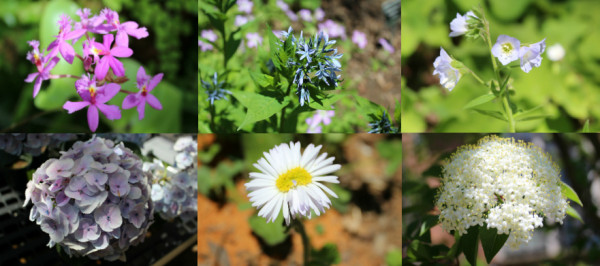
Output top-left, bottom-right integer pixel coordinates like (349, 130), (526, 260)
(402, 0), (600, 265)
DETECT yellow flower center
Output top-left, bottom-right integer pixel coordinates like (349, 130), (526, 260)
(501, 43), (513, 54)
(275, 167), (312, 192)
(89, 85), (97, 98)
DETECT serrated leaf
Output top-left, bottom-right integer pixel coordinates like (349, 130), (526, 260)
(248, 215), (287, 246)
(249, 71), (274, 88)
(460, 226), (479, 266)
(471, 108), (507, 122)
(232, 91), (288, 130)
(566, 206), (583, 223)
(479, 225), (509, 264)
(463, 94), (496, 109)
(561, 181), (583, 207)
(582, 120), (590, 133)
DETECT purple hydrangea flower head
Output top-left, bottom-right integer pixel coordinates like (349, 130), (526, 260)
(379, 38), (395, 53)
(519, 38), (546, 73)
(199, 29), (218, 52)
(23, 137), (154, 261)
(318, 20), (346, 39)
(492, 34), (521, 65)
(25, 40), (60, 98)
(314, 8), (325, 21)
(91, 34), (133, 80)
(352, 30), (367, 49)
(101, 8), (149, 47)
(237, 0), (254, 14)
(433, 47), (461, 91)
(144, 137), (197, 232)
(63, 75), (122, 132)
(245, 32), (263, 48)
(299, 9), (312, 21)
(449, 11), (478, 37)
(47, 15), (86, 64)
(306, 109), (335, 133)
(122, 66), (163, 120)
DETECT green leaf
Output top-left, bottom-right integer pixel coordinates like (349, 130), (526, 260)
(561, 181), (583, 207)
(224, 32), (241, 66)
(582, 120), (590, 133)
(249, 71), (275, 88)
(514, 114), (549, 122)
(307, 93), (345, 110)
(248, 215), (287, 246)
(479, 225), (509, 263)
(463, 94), (496, 110)
(513, 105), (545, 120)
(471, 108), (507, 122)
(419, 215), (439, 237)
(232, 90), (289, 130)
(310, 243), (341, 265)
(566, 206), (584, 223)
(268, 27), (283, 71)
(460, 226), (479, 266)
(385, 248), (402, 266)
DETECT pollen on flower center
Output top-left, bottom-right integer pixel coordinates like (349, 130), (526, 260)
(502, 43), (513, 54)
(275, 167), (312, 192)
(89, 85), (97, 98)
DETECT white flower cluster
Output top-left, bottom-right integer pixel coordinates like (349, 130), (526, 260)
(145, 136), (197, 232)
(436, 136), (568, 248)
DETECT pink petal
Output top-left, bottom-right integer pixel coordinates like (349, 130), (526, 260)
(110, 47), (133, 58)
(59, 41), (75, 64)
(103, 34), (114, 48)
(146, 93), (162, 110)
(147, 73), (163, 92)
(87, 105), (99, 132)
(25, 73), (39, 83)
(136, 101), (146, 120)
(46, 57), (61, 71)
(95, 57), (109, 80)
(65, 29), (86, 41)
(96, 103), (121, 120)
(47, 40), (58, 52)
(122, 93), (140, 109)
(136, 66), (147, 84)
(115, 30), (129, 47)
(108, 57), (125, 77)
(63, 101), (90, 113)
(97, 83), (120, 104)
(33, 77), (42, 98)
(123, 22), (148, 39)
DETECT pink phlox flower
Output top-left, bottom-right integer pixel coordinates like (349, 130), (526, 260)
(352, 30), (367, 49)
(25, 40), (60, 98)
(102, 8), (149, 47)
(379, 38), (395, 53)
(63, 74), (122, 132)
(299, 9), (312, 21)
(306, 109), (335, 133)
(318, 20), (346, 40)
(276, 0), (289, 11)
(314, 8), (325, 21)
(286, 10), (298, 21)
(93, 34), (133, 80)
(47, 15), (86, 64)
(122, 66), (163, 120)
(237, 0), (253, 14)
(199, 30), (218, 52)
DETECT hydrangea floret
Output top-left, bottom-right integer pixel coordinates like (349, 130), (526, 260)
(436, 136), (568, 248)
(24, 8), (163, 132)
(23, 136), (154, 261)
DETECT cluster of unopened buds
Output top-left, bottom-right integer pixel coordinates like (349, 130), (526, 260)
(25, 8), (164, 132)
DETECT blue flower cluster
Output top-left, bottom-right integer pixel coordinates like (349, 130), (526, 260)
(202, 72), (231, 106)
(368, 111), (397, 133)
(23, 137), (154, 261)
(0, 134), (77, 156)
(145, 136), (197, 233)
(280, 27), (343, 106)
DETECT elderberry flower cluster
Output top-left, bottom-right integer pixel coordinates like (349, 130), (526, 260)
(23, 137), (154, 261)
(145, 137), (197, 232)
(279, 27), (343, 106)
(0, 134), (77, 156)
(436, 136), (568, 248)
(25, 8), (164, 132)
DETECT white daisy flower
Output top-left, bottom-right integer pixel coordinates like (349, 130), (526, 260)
(245, 142), (341, 225)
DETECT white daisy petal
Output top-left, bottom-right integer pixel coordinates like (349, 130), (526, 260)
(312, 176), (340, 183)
(311, 164), (342, 177)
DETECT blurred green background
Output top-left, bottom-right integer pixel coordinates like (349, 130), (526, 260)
(0, 0), (197, 132)
(401, 0), (600, 132)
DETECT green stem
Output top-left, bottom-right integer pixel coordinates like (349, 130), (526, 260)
(502, 94), (516, 132)
(292, 219), (310, 265)
(467, 68), (485, 85)
(279, 83), (292, 132)
(210, 103), (216, 129)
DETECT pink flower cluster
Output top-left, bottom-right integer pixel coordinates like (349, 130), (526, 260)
(25, 8), (164, 132)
